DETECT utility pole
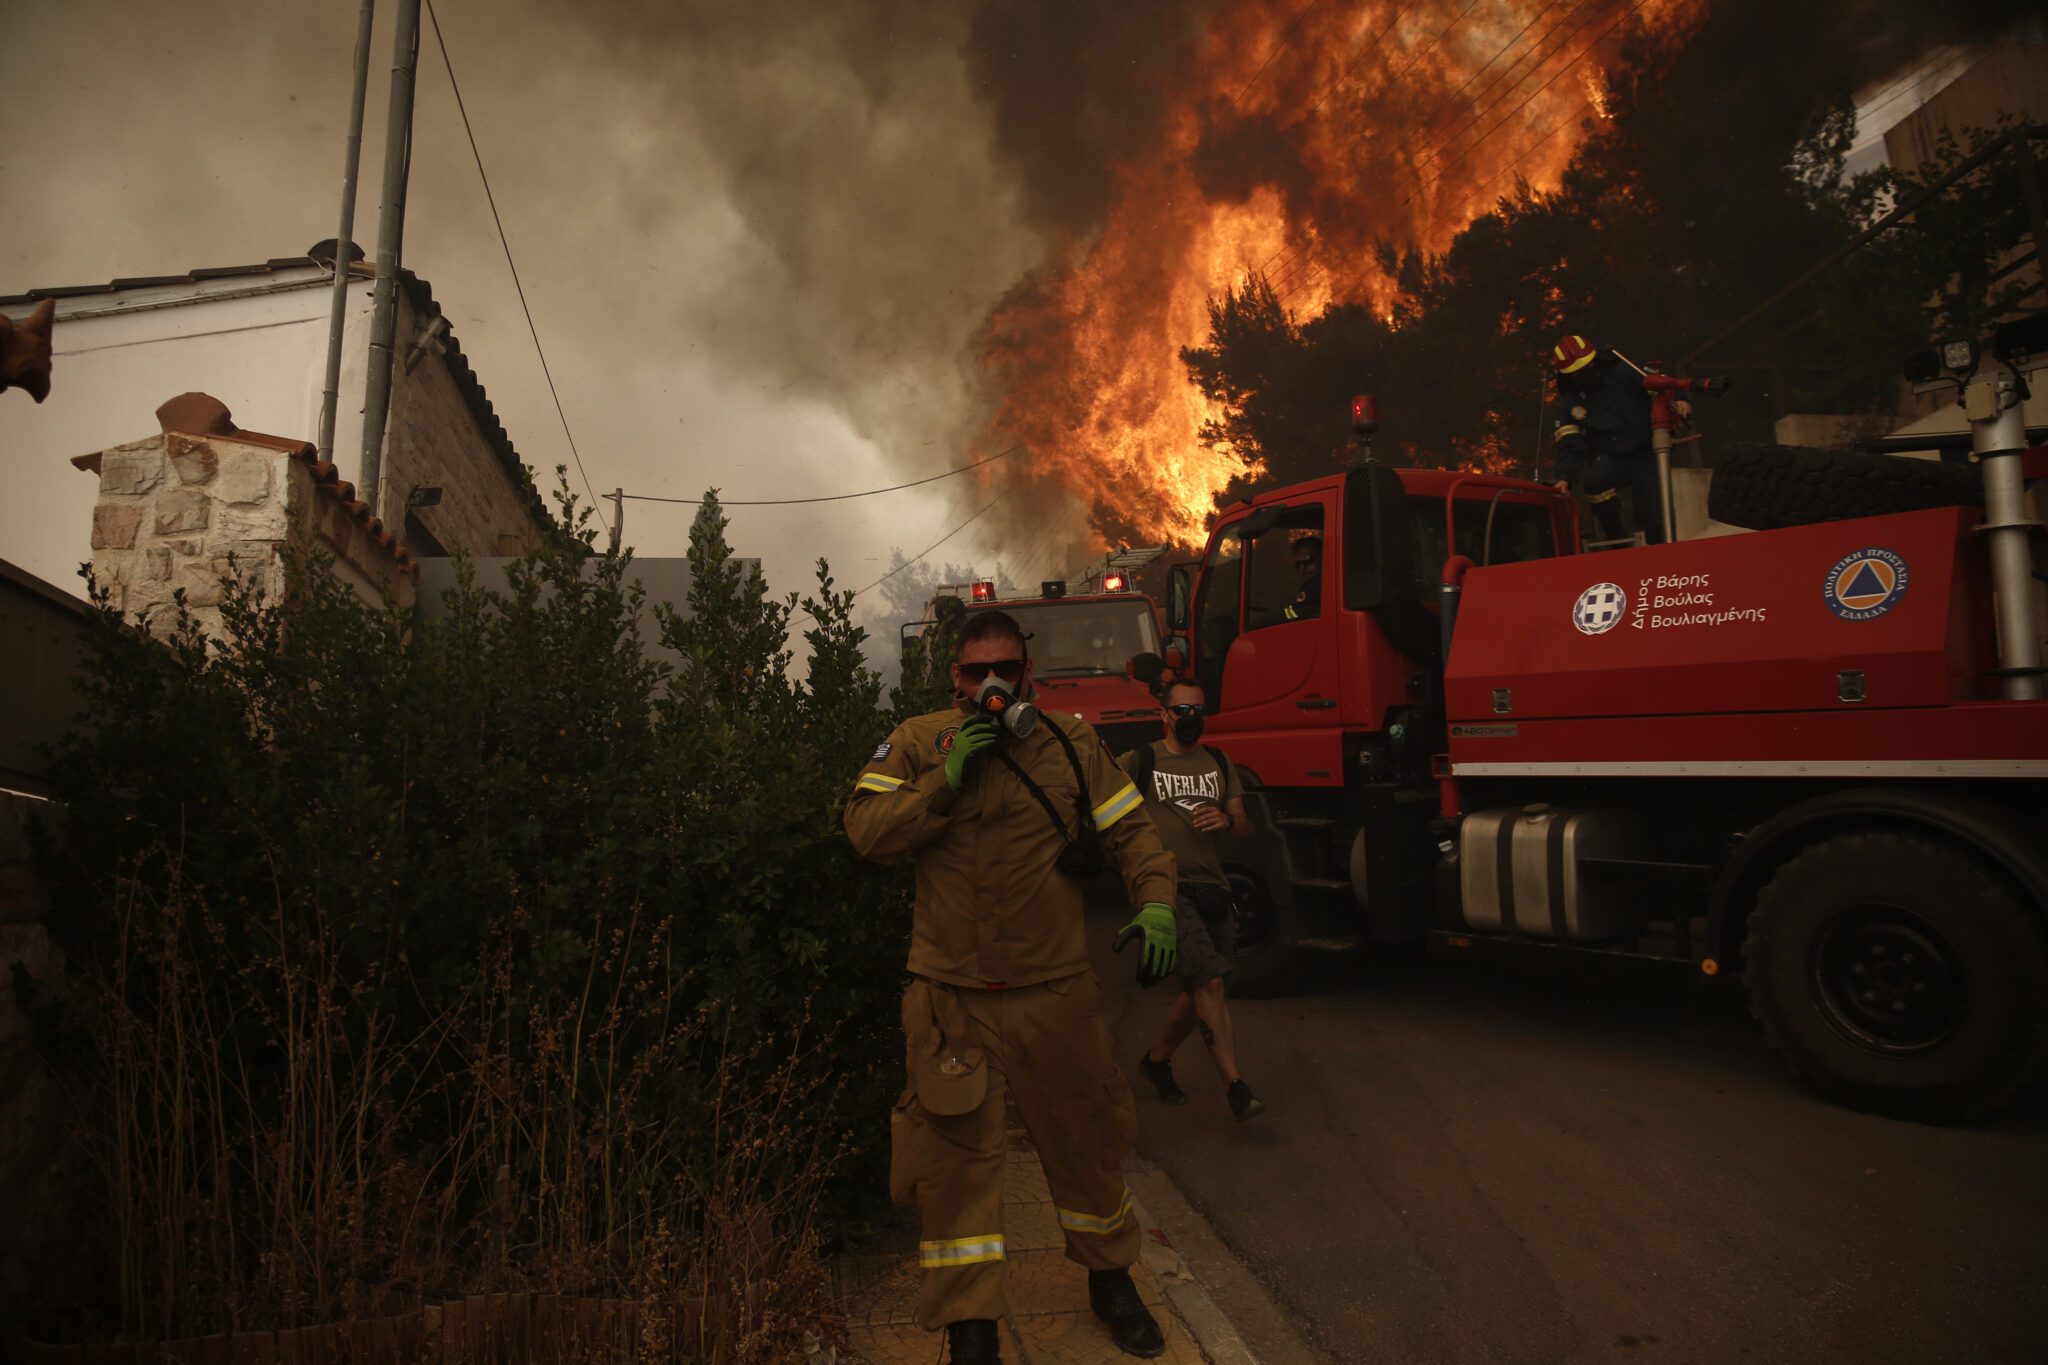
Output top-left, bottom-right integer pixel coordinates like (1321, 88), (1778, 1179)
(607, 488), (624, 554)
(359, 0), (423, 518)
(317, 0), (376, 461)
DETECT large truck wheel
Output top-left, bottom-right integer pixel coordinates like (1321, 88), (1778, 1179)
(1708, 443), (1983, 532)
(1743, 830), (2048, 1122)
(1224, 867), (1297, 999)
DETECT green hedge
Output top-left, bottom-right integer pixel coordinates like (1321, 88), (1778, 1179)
(43, 486), (911, 1338)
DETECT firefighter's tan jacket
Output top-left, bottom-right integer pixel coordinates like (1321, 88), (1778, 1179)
(844, 702), (1176, 988)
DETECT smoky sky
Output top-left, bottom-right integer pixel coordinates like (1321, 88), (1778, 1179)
(3, 0), (2037, 613)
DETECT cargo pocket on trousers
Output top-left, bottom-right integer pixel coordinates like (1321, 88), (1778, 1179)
(889, 1085), (923, 1207)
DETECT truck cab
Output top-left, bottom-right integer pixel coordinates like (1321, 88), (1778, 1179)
(1173, 464), (1576, 790)
(905, 577), (1174, 755)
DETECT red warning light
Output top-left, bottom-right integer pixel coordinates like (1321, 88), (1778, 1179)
(970, 581), (996, 602)
(1102, 573), (1127, 592)
(1351, 394), (1379, 436)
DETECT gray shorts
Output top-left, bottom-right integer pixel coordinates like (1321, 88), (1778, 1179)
(1174, 881), (1237, 993)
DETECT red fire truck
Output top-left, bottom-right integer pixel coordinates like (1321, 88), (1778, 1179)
(1163, 339), (2048, 1121)
(908, 561), (1174, 756)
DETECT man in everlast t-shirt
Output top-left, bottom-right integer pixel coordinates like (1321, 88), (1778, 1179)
(1119, 677), (1267, 1121)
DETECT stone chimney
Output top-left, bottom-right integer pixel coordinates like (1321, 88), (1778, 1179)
(73, 392), (418, 635)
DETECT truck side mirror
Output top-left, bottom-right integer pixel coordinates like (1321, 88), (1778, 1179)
(1341, 460), (1417, 611)
(1164, 640), (1188, 673)
(1167, 562), (1194, 633)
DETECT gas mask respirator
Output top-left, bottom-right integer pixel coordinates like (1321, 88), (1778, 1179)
(975, 674), (1038, 739)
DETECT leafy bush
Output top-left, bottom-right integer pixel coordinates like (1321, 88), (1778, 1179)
(42, 483), (909, 1346)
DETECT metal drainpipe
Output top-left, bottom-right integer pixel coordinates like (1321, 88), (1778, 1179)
(359, 0), (423, 518)
(1969, 362), (2045, 702)
(317, 0), (376, 462)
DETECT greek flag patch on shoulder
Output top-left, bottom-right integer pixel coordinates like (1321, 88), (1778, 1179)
(871, 742), (892, 761)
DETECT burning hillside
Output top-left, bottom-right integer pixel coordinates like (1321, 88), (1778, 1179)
(977, 0), (1700, 550)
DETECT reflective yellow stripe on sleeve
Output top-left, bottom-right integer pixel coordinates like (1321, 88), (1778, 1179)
(1553, 423), (1581, 439)
(920, 1234), (1006, 1267)
(1092, 782), (1144, 831)
(855, 772), (906, 794)
(1056, 1190), (1132, 1235)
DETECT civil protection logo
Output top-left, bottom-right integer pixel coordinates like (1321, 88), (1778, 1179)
(1823, 548), (1908, 621)
(1571, 582), (1627, 636)
(935, 725), (959, 756)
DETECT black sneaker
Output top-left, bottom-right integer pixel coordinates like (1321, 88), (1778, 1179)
(1088, 1268), (1166, 1358)
(1136, 1051), (1187, 1105)
(1227, 1079), (1266, 1121)
(946, 1318), (1001, 1365)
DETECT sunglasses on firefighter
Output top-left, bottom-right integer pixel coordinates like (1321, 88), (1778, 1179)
(957, 658), (1027, 683)
(1164, 702), (1205, 717)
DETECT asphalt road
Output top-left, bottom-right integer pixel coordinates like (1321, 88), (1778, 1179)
(1085, 909), (2048, 1365)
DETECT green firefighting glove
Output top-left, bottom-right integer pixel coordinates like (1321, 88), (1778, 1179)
(944, 714), (1001, 789)
(1114, 902), (1178, 987)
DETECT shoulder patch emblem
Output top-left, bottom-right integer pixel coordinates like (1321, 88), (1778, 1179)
(1571, 405), (1587, 420)
(870, 741), (892, 762)
(935, 725), (959, 756)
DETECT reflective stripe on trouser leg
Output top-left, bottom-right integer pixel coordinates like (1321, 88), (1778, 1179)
(1001, 974), (1144, 1271)
(921, 1233), (1006, 1268)
(898, 999), (1011, 1329)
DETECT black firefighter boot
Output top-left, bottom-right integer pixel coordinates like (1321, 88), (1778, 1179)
(946, 1318), (1001, 1365)
(1088, 1268), (1166, 1358)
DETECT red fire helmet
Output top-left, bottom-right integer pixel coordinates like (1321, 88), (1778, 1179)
(1552, 334), (1596, 375)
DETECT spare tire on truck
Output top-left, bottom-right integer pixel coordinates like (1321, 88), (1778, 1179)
(1708, 443), (1984, 532)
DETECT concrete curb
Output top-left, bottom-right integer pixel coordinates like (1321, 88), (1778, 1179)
(1126, 1159), (1320, 1365)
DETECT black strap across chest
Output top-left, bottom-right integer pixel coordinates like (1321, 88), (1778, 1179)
(995, 717), (1093, 844)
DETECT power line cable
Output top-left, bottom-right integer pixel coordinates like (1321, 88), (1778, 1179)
(1258, 0), (1569, 290)
(424, 0), (600, 518)
(618, 445), (1023, 507)
(1248, 1), (1424, 284)
(1401, 0), (1645, 210)
(1271, 2), (1613, 312)
(854, 489), (1014, 598)
(1231, 0), (1329, 110)
(1396, 0), (1610, 192)
(1463, 98), (1594, 204)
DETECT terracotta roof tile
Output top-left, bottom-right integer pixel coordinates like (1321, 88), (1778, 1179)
(143, 393), (421, 582)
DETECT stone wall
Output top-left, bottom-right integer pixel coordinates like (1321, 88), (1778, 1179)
(74, 392), (418, 636)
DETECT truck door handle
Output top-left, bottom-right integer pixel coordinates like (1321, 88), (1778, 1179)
(1296, 698), (1337, 710)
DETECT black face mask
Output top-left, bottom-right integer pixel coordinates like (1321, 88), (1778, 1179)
(1172, 714), (1205, 745)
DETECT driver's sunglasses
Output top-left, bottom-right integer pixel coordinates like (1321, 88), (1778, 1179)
(1165, 702), (1205, 717)
(958, 658), (1026, 683)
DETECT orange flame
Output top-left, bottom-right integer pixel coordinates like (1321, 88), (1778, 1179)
(980, 0), (1700, 552)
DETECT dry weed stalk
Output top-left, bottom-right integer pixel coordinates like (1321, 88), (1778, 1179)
(68, 855), (857, 1363)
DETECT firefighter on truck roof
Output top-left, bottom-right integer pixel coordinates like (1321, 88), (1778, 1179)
(1549, 332), (1690, 545)
(843, 608), (1180, 1365)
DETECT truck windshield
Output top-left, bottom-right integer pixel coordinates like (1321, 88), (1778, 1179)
(981, 599), (1161, 677)
(1410, 494), (1556, 593)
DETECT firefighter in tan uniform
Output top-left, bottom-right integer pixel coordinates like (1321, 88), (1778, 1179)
(844, 610), (1180, 1365)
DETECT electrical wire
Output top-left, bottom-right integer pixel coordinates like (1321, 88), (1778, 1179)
(853, 489), (1014, 598)
(424, 0), (601, 518)
(1231, 0), (1329, 110)
(1397, 0), (1603, 189)
(1259, 0), (1576, 291)
(1400, 0), (1645, 209)
(617, 445), (1022, 506)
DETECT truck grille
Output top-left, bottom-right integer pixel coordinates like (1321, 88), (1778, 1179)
(1095, 718), (1164, 759)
